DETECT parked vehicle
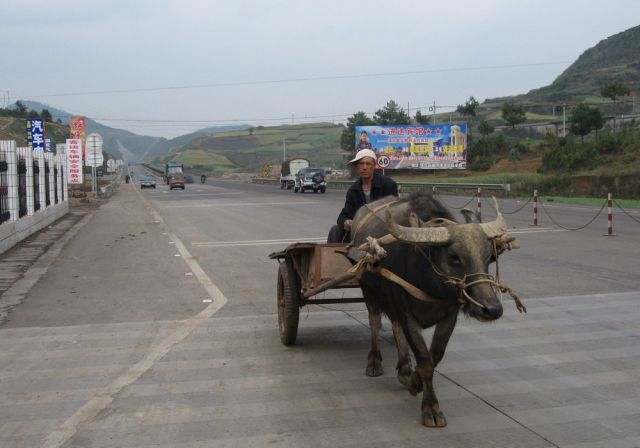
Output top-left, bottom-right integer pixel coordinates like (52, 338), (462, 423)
(140, 175), (156, 189)
(280, 158), (309, 190)
(294, 167), (326, 194)
(169, 173), (185, 190)
(165, 162), (184, 184)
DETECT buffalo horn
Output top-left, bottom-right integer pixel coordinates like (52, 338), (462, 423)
(385, 210), (451, 245)
(479, 196), (508, 239)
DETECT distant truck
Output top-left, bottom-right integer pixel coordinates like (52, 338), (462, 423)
(280, 158), (309, 190)
(165, 162), (184, 184)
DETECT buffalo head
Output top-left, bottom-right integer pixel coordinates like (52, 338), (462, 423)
(385, 197), (510, 322)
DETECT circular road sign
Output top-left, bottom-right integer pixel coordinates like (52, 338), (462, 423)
(377, 155), (391, 168)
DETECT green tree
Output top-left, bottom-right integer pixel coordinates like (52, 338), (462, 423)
(601, 83), (630, 101)
(414, 109), (430, 124)
(569, 103), (605, 143)
(340, 111), (376, 152)
(373, 100), (410, 125)
(41, 108), (52, 122)
(477, 120), (494, 137)
(456, 96), (479, 124)
(501, 102), (526, 128)
(14, 101), (27, 117)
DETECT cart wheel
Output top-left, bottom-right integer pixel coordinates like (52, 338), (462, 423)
(277, 260), (300, 345)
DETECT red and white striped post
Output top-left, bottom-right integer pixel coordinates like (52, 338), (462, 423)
(476, 187), (482, 222)
(529, 189), (540, 226)
(604, 192), (616, 236)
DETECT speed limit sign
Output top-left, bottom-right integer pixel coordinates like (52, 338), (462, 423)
(377, 155), (391, 168)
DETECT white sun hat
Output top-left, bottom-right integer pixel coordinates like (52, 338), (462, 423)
(348, 148), (377, 165)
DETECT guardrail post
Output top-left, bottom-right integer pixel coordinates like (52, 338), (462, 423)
(603, 193), (616, 236)
(476, 187), (482, 222)
(529, 189), (540, 226)
(432, 185), (437, 195)
(2, 141), (19, 221)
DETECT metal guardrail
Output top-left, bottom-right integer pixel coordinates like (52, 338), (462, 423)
(251, 177), (511, 194)
(328, 180), (510, 193)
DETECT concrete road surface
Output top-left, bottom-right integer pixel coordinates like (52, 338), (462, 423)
(1, 172), (639, 448)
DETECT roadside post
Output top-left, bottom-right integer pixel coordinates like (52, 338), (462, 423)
(604, 193), (616, 236)
(85, 133), (104, 193)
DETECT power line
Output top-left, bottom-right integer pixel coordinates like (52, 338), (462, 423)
(13, 61), (569, 100)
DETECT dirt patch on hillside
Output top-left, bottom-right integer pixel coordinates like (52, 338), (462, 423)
(484, 153), (542, 174)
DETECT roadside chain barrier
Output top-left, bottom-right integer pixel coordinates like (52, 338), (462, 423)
(538, 197), (608, 232)
(614, 199), (640, 224)
(436, 187), (637, 235)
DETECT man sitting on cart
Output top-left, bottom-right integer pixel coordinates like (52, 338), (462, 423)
(328, 148), (398, 243)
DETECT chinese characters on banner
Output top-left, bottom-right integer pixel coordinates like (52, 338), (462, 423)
(66, 139), (83, 184)
(70, 116), (86, 160)
(355, 124), (468, 170)
(26, 118), (47, 151)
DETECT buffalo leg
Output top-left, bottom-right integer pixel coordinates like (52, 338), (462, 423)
(402, 316), (446, 428)
(430, 311), (458, 368)
(391, 320), (413, 388)
(365, 302), (384, 377)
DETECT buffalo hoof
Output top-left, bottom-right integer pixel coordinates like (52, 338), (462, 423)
(366, 351), (384, 377)
(422, 404), (447, 428)
(396, 363), (413, 389)
(407, 372), (423, 396)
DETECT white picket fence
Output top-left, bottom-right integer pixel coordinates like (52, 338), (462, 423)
(0, 140), (69, 254)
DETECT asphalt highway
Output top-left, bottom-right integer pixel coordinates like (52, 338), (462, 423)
(0, 169), (639, 447)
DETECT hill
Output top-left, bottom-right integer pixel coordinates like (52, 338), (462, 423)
(482, 24), (640, 119)
(158, 123), (344, 176)
(2, 101), (250, 163)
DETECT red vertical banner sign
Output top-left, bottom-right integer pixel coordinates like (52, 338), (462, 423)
(70, 116), (86, 160)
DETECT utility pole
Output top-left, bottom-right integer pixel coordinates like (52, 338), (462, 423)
(432, 100), (436, 125)
(282, 137), (286, 161)
(562, 104), (567, 137)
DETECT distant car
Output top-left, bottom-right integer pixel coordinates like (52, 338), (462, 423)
(140, 175), (156, 189)
(294, 167), (326, 193)
(169, 174), (185, 190)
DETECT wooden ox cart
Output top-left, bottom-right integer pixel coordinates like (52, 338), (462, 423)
(268, 242), (364, 345)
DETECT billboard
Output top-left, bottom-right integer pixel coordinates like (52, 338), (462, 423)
(26, 118), (46, 151)
(355, 124), (467, 170)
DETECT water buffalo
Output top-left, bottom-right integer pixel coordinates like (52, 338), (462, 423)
(350, 192), (522, 427)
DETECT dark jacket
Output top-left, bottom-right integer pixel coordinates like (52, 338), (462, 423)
(337, 172), (398, 239)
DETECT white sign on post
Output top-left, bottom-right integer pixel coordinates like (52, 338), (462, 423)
(85, 133), (104, 167)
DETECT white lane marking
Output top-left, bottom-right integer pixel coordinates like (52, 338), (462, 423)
(146, 192), (242, 197)
(192, 228), (565, 248)
(42, 187), (229, 448)
(194, 239), (327, 248)
(193, 237), (327, 246)
(160, 201), (318, 208)
(508, 227), (567, 234)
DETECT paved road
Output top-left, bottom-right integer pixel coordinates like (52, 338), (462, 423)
(1, 171), (639, 447)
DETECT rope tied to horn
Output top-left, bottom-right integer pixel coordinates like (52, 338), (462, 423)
(415, 243), (526, 313)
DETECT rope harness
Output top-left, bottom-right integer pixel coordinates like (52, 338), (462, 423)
(350, 234), (526, 313)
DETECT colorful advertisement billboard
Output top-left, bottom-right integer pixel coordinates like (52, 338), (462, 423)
(26, 118), (46, 151)
(355, 124), (467, 170)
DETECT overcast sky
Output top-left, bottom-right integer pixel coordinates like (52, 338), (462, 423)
(2, 1), (639, 138)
